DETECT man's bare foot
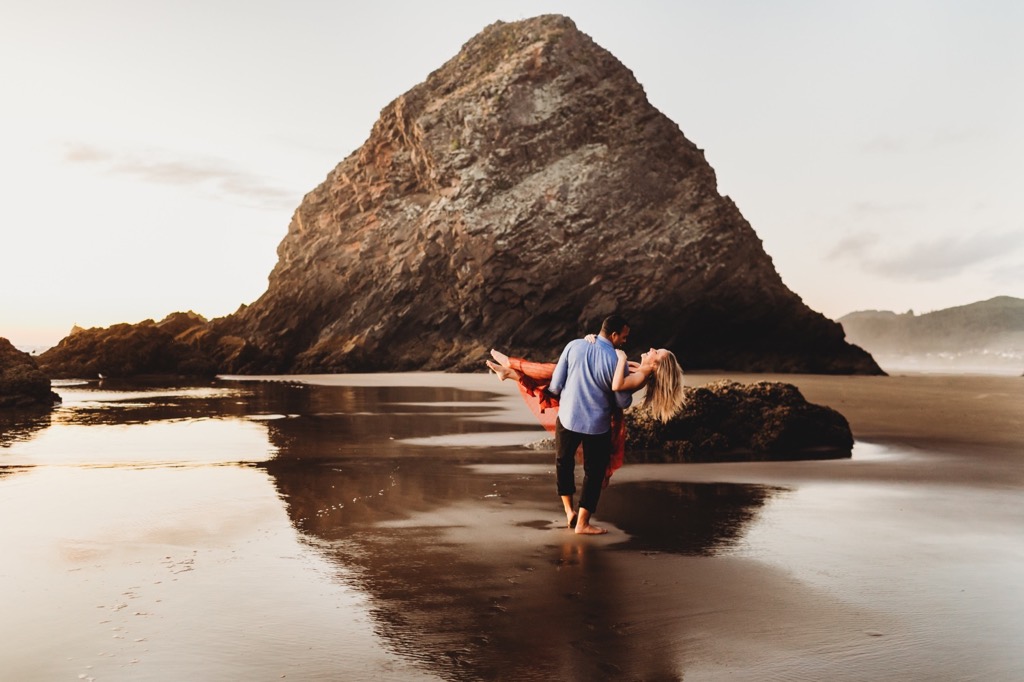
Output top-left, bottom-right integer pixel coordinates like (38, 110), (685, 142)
(489, 349), (510, 367)
(566, 510), (578, 528)
(574, 508), (607, 534)
(485, 360), (518, 381)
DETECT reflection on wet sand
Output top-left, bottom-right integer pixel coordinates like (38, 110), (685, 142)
(260, 382), (535, 460)
(5, 374), (1020, 680)
(0, 409), (52, 449)
(0, 378), (837, 679)
(48, 378), (273, 427)
(601, 481), (786, 555)
(0, 410), (53, 485)
(263, 417), (781, 680)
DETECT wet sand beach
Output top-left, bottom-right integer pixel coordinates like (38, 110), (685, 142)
(1, 372), (1021, 680)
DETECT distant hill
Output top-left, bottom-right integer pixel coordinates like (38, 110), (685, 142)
(838, 297), (1024, 373)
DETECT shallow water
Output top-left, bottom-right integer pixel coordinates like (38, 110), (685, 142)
(1, 374), (1022, 680)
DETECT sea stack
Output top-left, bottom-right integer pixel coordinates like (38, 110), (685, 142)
(37, 15), (881, 377)
(216, 14), (880, 374)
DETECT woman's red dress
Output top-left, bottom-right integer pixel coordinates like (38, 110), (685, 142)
(506, 357), (626, 486)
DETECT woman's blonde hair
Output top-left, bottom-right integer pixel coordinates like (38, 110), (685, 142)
(642, 350), (685, 422)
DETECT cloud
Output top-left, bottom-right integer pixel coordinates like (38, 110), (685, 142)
(860, 128), (988, 155)
(829, 230), (1024, 282)
(64, 144), (110, 163)
(826, 231), (880, 260)
(64, 143), (298, 211)
(929, 129), (990, 148)
(990, 262), (1024, 285)
(848, 201), (921, 217)
(861, 135), (908, 154)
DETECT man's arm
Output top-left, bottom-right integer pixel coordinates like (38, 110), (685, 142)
(614, 388), (633, 410)
(547, 342), (572, 397)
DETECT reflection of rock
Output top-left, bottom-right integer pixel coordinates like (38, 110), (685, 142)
(252, 380), (785, 679)
(625, 380), (853, 462)
(0, 337), (60, 410)
(260, 382), (522, 463)
(601, 481), (782, 554)
(263, 460), (777, 679)
(0, 410), (53, 449)
(52, 378), (249, 427)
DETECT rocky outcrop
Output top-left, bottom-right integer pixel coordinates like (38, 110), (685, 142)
(624, 380), (853, 462)
(35, 311), (273, 380)
(35, 312), (256, 379)
(0, 338), (60, 409)
(214, 14), (881, 375)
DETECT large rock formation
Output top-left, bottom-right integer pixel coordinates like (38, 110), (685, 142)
(213, 14), (880, 375)
(0, 338), (60, 409)
(40, 15), (881, 377)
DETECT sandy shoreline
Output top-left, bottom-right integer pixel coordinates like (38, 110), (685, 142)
(249, 369), (1024, 486)
(2, 372), (1022, 680)
(221, 370), (1024, 680)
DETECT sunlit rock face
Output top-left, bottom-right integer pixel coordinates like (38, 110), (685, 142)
(217, 14), (880, 374)
(36, 312), (247, 379)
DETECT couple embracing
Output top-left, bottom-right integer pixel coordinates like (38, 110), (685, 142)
(488, 314), (685, 535)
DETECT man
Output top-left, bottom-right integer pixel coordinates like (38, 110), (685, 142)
(547, 314), (633, 535)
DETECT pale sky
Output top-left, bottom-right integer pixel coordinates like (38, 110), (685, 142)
(2, 0), (1022, 350)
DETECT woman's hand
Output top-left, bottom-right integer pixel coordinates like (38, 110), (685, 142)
(615, 349), (627, 361)
(584, 334), (597, 344)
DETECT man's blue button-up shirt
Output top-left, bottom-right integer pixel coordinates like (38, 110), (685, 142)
(547, 335), (633, 435)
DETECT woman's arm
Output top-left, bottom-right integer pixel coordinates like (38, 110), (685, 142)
(612, 349), (649, 392)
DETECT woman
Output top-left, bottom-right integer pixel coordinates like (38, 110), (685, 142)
(608, 346), (686, 422)
(486, 342), (685, 485)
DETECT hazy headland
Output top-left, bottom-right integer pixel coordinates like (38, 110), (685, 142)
(839, 296), (1024, 375)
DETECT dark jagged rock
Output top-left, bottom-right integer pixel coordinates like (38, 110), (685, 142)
(43, 15), (882, 376)
(0, 338), (60, 409)
(37, 311), (266, 380)
(624, 380), (853, 462)
(37, 313), (228, 379)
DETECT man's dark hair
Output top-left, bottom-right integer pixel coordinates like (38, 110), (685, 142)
(600, 314), (629, 336)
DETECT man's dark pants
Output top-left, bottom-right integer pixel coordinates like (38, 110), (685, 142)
(555, 417), (611, 513)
